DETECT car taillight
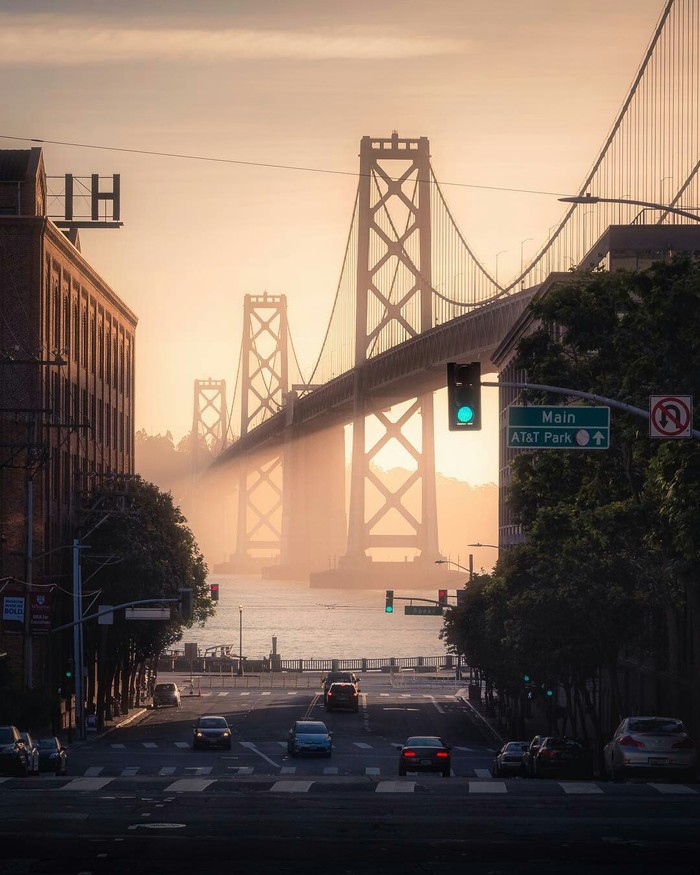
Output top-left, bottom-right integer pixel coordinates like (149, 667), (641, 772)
(402, 750), (417, 758)
(436, 751), (449, 758)
(327, 691), (333, 697)
(619, 735), (645, 748)
(672, 737), (695, 749)
(353, 691), (358, 697)
(538, 749), (556, 758)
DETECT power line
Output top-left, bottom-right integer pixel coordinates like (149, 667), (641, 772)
(0, 133), (568, 198)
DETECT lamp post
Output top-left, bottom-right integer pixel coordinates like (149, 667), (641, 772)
(238, 605), (243, 677)
(467, 543), (499, 549)
(558, 194), (700, 223)
(494, 250), (507, 284)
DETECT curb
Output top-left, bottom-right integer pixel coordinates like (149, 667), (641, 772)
(70, 707), (148, 749)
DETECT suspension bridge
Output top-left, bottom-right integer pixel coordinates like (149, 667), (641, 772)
(188, 0), (700, 587)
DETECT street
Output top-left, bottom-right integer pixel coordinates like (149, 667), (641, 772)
(1, 673), (698, 873)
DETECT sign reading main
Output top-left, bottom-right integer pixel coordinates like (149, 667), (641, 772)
(507, 406), (610, 450)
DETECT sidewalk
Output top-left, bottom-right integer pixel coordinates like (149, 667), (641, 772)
(62, 705), (148, 749)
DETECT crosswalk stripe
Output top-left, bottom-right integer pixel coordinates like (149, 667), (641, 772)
(261, 691), (271, 696)
(323, 767), (339, 775)
(83, 766), (103, 777)
(165, 778), (214, 792)
(469, 781), (507, 793)
(376, 781), (415, 793)
(227, 766), (254, 775)
(354, 742), (372, 749)
(61, 777), (112, 790)
(217, 692), (228, 697)
(239, 692), (250, 696)
(287, 692), (298, 695)
(175, 742), (190, 748)
(121, 767), (139, 776)
(474, 768), (492, 778)
(270, 780), (313, 792)
(649, 782), (697, 794)
(365, 767), (380, 776)
(110, 743), (125, 749)
(142, 742), (158, 748)
(159, 767), (176, 776)
(186, 766), (212, 776)
(560, 782), (603, 794)
(280, 766), (296, 774)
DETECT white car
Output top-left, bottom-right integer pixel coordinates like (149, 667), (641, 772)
(603, 716), (697, 783)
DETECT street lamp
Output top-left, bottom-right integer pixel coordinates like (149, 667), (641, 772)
(467, 543), (499, 549)
(238, 605), (243, 676)
(495, 250), (507, 284)
(558, 194), (700, 223)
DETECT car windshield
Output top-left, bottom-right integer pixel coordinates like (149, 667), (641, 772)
(155, 684), (175, 692)
(505, 742), (529, 752)
(545, 738), (582, 749)
(406, 737), (443, 747)
(36, 738), (58, 749)
(296, 722), (327, 734)
(199, 718), (227, 728)
(0, 728), (16, 744)
(628, 718), (685, 734)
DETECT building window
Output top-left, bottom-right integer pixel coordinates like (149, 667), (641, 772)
(105, 404), (111, 448)
(106, 326), (112, 386)
(73, 300), (80, 363)
(90, 307), (97, 374)
(98, 319), (104, 379)
(81, 304), (88, 368)
(63, 293), (70, 352)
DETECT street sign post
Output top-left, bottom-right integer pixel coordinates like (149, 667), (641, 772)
(404, 605), (443, 616)
(507, 405), (610, 449)
(124, 607), (171, 620)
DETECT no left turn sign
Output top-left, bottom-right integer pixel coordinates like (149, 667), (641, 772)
(649, 395), (693, 438)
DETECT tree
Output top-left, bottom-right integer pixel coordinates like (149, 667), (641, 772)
(80, 477), (214, 728)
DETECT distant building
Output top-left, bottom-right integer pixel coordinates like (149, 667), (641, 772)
(0, 147), (137, 693)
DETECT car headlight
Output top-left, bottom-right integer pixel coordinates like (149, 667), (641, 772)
(195, 731), (203, 737)
(222, 731), (230, 737)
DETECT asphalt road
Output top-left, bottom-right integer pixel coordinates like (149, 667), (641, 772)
(1, 672), (698, 874)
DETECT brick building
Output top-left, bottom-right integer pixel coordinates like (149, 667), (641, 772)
(0, 148), (137, 699)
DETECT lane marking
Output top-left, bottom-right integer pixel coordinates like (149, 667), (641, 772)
(365, 767), (380, 776)
(84, 766), (103, 777)
(649, 783), (697, 794)
(474, 768), (492, 778)
(270, 780), (313, 792)
(185, 766), (212, 776)
(159, 767), (176, 776)
(217, 692), (229, 697)
(121, 767), (139, 776)
(377, 781), (415, 793)
(174, 742), (190, 748)
(323, 766), (339, 775)
(110, 743), (125, 749)
(560, 782), (603, 794)
(469, 781), (507, 793)
(142, 742), (158, 749)
(240, 740), (282, 768)
(354, 742), (372, 749)
(280, 766), (296, 774)
(165, 778), (215, 792)
(61, 777), (113, 791)
(427, 695), (445, 714)
(239, 692), (250, 697)
(261, 692), (271, 696)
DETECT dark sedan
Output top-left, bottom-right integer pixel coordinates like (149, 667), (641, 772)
(192, 716), (232, 750)
(398, 736), (451, 777)
(36, 736), (67, 775)
(492, 740), (530, 777)
(0, 725), (29, 776)
(530, 736), (593, 779)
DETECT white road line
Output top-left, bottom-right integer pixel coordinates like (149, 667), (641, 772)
(261, 691), (272, 696)
(376, 781), (415, 793)
(453, 746), (474, 752)
(287, 692), (298, 696)
(110, 743), (125, 749)
(83, 766), (103, 777)
(159, 767), (176, 776)
(400, 694), (411, 698)
(354, 742), (372, 749)
(649, 782), (697, 794)
(217, 692), (229, 697)
(142, 742), (158, 748)
(227, 766), (254, 775)
(200, 692), (212, 697)
(365, 767), (381, 776)
(280, 766), (296, 774)
(469, 781), (507, 793)
(379, 693), (389, 697)
(323, 767), (339, 775)
(270, 781), (313, 792)
(427, 695), (445, 714)
(121, 767), (139, 776)
(560, 782), (603, 794)
(174, 742), (190, 749)
(474, 768), (493, 779)
(277, 741), (288, 749)
(240, 740), (282, 768)
(239, 692), (250, 696)
(165, 778), (215, 792)
(61, 777), (113, 791)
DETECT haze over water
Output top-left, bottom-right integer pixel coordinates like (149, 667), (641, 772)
(179, 575), (448, 661)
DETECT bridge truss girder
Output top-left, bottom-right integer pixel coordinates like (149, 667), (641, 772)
(191, 379), (228, 476)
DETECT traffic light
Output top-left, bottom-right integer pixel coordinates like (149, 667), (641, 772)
(447, 362), (481, 431)
(210, 583), (220, 602)
(179, 587), (193, 622)
(385, 590), (394, 613)
(523, 674), (530, 683)
(438, 589), (448, 607)
(456, 589), (467, 607)
(65, 658), (74, 681)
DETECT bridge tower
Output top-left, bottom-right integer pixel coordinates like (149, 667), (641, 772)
(191, 378), (228, 476)
(344, 133), (439, 569)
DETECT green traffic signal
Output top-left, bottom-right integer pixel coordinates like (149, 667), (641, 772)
(457, 404), (474, 424)
(447, 362), (482, 431)
(523, 674), (530, 683)
(385, 590), (394, 613)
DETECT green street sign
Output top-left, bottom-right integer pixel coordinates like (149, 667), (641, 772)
(404, 605), (443, 616)
(507, 405), (610, 450)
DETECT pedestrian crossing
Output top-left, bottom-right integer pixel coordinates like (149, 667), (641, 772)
(1, 773), (697, 796)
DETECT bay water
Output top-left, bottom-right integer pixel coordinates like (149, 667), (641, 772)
(179, 575), (448, 661)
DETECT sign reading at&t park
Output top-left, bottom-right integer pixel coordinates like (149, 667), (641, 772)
(507, 406), (610, 450)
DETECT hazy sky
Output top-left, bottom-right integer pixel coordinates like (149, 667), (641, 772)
(0, 0), (664, 484)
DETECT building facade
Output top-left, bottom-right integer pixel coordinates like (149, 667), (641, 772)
(0, 148), (137, 699)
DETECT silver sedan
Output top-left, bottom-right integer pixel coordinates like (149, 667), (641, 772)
(603, 716), (697, 783)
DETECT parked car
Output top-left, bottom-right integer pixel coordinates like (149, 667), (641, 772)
(192, 715), (232, 750)
(529, 736), (594, 779)
(321, 672), (359, 705)
(287, 720), (332, 757)
(492, 740), (530, 777)
(603, 716), (697, 783)
(36, 736), (67, 775)
(152, 682), (181, 709)
(520, 734), (546, 777)
(19, 731), (40, 775)
(0, 725), (29, 776)
(398, 736), (451, 777)
(325, 681), (359, 712)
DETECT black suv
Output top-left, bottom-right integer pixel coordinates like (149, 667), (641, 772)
(326, 681), (359, 712)
(321, 672), (359, 705)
